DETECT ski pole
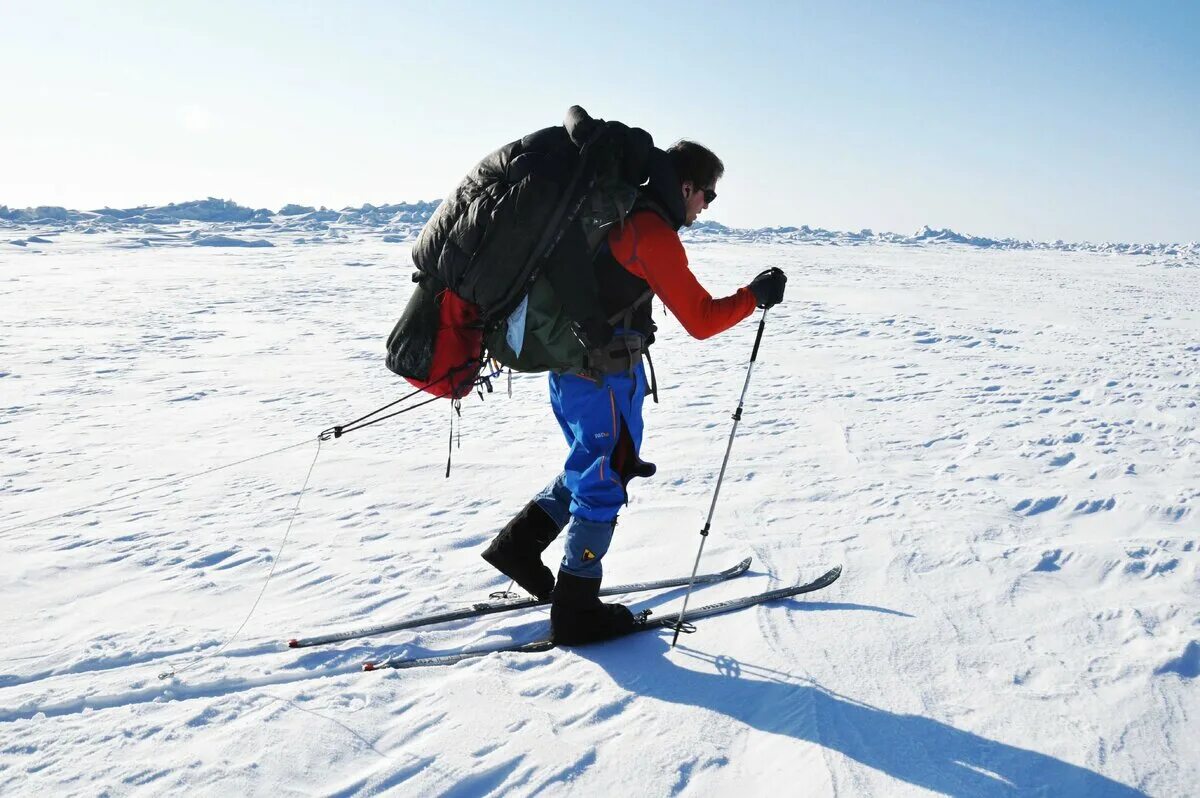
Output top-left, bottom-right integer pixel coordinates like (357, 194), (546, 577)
(671, 307), (770, 647)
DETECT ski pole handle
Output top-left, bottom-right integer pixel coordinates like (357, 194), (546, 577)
(749, 308), (767, 363)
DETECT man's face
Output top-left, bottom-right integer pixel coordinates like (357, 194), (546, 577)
(682, 180), (716, 227)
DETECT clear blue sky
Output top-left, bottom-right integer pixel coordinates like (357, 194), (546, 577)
(2, 1), (1197, 242)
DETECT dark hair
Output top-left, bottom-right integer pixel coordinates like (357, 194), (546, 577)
(666, 140), (724, 189)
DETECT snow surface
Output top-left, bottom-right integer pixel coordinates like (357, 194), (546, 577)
(0, 215), (1197, 796)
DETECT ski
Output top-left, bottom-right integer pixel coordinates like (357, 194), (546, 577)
(363, 564), (842, 671)
(288, 556), (754, 649)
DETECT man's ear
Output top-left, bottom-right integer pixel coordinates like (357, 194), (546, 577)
(681, 180), (693, 198)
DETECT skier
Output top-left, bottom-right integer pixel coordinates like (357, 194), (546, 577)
(482, 140), (788, 644)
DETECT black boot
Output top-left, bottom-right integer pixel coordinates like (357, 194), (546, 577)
(481, 501), (561, 600)
(550, 570), (636, 645)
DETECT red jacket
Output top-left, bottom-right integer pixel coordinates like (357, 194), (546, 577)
(607, 210), (756, 340)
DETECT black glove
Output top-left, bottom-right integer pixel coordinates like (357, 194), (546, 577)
(573, 316), (614, 350)
(748, 267), (787, 309)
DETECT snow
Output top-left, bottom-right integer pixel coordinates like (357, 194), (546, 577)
(191, 235), (274, 248)
(0, 215), (1196, 795)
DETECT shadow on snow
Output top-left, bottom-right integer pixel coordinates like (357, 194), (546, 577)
(576, 630), (1142, 797)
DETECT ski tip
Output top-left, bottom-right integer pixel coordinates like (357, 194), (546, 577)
(719, 557), (753, 577)
(362, 661), (377, 672)
(287, 639), (300, 649)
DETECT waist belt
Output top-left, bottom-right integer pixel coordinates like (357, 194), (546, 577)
(567, 290), (660, 402)
(584, 334), (642, 375)
(576, 334), (660, 404)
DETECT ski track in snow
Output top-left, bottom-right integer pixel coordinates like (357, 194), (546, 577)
(0, 227), (1196, 796)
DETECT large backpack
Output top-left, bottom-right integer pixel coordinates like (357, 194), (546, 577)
(385, 106), (653, 398)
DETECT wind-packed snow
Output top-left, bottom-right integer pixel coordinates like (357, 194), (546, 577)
(0, 215), (1196, 796)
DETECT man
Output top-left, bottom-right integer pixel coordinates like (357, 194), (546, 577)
(482, 140), (787, 644)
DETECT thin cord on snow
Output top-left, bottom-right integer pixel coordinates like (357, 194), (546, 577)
(2, 382), (460, 538)
(158, 437), (324, 681)
(0, 438), (314, 537)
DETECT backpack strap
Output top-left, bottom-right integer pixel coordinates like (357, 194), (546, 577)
(606, 288), (654, 328)
(643, 346), (659, 404)
(596, 288), (659, 403)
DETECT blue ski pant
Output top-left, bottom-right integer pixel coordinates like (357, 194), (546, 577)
(533, 364), (648, 578)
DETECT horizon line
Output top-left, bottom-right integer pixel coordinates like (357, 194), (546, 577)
(2, 196), (1198, 250)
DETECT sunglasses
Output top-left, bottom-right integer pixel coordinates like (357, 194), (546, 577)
(699, 187), (717, 204)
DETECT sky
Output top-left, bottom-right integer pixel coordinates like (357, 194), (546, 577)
(1, 1), (1198, 243)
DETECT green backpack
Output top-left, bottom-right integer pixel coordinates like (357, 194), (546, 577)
(387, 106), (652, 390)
